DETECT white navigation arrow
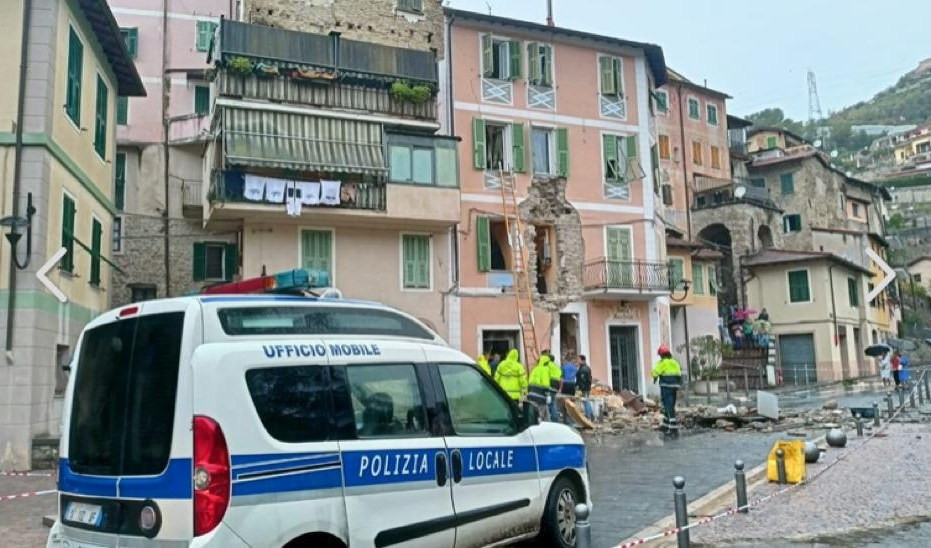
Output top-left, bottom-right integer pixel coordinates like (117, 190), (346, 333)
(37, 247), (68, 303)
(865, 247), (895, 303)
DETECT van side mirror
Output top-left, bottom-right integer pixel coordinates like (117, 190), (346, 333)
(521, 400), (540, 429)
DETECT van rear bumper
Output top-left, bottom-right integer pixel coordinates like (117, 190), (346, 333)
(47, 520), (250, 547)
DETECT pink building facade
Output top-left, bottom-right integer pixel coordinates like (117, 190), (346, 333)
(445, 10), (672, 395)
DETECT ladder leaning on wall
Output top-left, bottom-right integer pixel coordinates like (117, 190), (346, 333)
(497, 166), (540, 369)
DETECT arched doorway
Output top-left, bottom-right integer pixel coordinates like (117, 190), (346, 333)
(698, 224), (736, 310)
(758, 225), (774, 248)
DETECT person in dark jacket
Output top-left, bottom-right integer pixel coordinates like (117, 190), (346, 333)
(575, 355), (595, 421)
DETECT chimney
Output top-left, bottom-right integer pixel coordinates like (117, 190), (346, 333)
(546, 0), (554, 26)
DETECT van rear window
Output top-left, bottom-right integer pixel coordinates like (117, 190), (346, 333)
(69, 312), (184, 476)
(217, 306), (434, 339)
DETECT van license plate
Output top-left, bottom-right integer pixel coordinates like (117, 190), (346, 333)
(65, 502), (103, 527)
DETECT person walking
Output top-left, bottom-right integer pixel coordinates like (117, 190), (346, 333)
(891, 350), (903, 389)
(880, 351), (892, 388)
(494, 349), (528, 401)
(576, 355), (594, 421)
(652, 345), (683, 437)
(489, 352), (502, 376)
(900, 352), (911, 386)
(561, 355), (578, 396)
(528, 355), (553, 420)
(477, 352), (492, 376)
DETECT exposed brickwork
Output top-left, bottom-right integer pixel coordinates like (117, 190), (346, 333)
(243, 0), (445, 58)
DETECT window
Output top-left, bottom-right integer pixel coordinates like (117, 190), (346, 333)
(195, 21), (218, 52)
(472, 120), (506, 171)
(706, 103), (718, 125)
(116, 97), (128, 125)
(94, 75), (108, 159)
(526, 42), (553, 86)
(848, 277), (860, 307)
(66, 28), (83, 125)
(710, 146), (721, 169)
(532, 127), (555, 174)
(708, 266), (717, 296)
(780, 173), (794, 194)
(783, 214), (802, 233)
(766, 136), (778, 149)
(397, 0), (423, 13)
(481, 35), (520, 80)
(112, 216), (122, 253)
(688, 97), (700, 119)
(750, 177), (766, 188)
(402, 234), (431, 289)
(659, 134), (671, 160)
(476, 218), (511, 273)
(246, 366), (332, 443)
(217, 307), (435, 339)
(851, 202), (861, 218)
(603, 134), (638, 199)
(114, 152), (126, 210)
(654, 90), (669, 114)
(55, 345), (70, 396)
(193, 241), (237, 282)
(669, 258), (685, 290)
(346, 365), (426, 438)
(130, 285), (157, 303)
(915, 274), (922, 283)
(194, 85), (210, 116)
(868, 283), (876, 308)
(918, 142), (931, 154)
(692, 141), (703, 166)
(598, 55), (624, 97)
(788, 270), (811, 303)
(693, 264), (704, 295)
(389, 134), (458, 187)
(120, 28), (138, 58)
(90, 217), (102, 286)
(438, 364), (516, 436)
(300, 230), (332, 281)
(61, 194), (75, 273)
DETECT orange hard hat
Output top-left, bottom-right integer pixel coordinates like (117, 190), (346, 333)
(657, 345), (670, 356)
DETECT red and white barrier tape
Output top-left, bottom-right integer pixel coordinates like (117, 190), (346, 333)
(0, 471), (54, 477)
(613, 370), (927, 547)
(0, 489), (57, 502)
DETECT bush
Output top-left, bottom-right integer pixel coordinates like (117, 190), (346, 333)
(228, 56), (254, 74)
(390, 81), (432, 104)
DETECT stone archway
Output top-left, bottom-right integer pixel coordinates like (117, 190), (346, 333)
(697, 224), (735, 309)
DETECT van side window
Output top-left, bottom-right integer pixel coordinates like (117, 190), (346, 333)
(437, 364), (517, 436)
(246, 366), (332, 443)
(346, 365), (427, 438)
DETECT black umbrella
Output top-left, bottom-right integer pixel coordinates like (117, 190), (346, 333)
(865, 343), (892, 357)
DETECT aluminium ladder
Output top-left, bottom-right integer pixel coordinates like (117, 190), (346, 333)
(497, 167), (540, 369)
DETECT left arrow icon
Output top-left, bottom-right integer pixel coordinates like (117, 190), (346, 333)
(37, 247), (68, 303)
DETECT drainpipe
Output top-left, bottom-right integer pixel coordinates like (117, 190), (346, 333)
(162, 0), (171, 297)
(445, 13), (455, 136)
(6, 0), (32, 356)
(676, 82), (692, 241)
(828, 264), (839, 348)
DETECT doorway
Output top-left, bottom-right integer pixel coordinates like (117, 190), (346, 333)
(779, 334), (816, 384)
(853, 328), (864, 375)
(482, 329), (521, 363)
(609, 325), (639, 393)
(559, 313), (580, 363)
(838, 327), (850, 379)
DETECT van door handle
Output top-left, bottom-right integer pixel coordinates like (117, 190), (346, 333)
(435, 452), (448, 487)
(451, 450), (463, 483)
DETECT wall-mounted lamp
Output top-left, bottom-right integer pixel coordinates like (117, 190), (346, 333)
(0, 192), (36, 270)
(670, 279), (692, 303)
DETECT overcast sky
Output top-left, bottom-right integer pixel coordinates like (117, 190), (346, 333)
(447, 0), (931, 121)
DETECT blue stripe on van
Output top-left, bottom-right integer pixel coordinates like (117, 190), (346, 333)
(342, 449), (438, 487)
(457, 446), (538, 479)
(536, 444), (585, 471)
(232, 454), (341, 480)
(59, 458), (192, 500)
(232, 465), (343, 496)
(230, 452), (335, 467)
(58, 460), (118, 498)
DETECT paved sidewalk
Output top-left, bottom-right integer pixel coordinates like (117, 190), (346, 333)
(0, 471), (56, 547)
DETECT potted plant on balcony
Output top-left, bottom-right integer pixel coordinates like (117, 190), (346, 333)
(227, 56), (254, 75)
(390, 80), (432, 104)
(678, 335), (727, 402)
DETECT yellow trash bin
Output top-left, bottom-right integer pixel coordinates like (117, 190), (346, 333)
(766, 439), (806, 484)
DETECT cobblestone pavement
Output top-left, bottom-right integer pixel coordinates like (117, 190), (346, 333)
(0, 471), (56, 547)
(691, 421), (931, 546)
(585, 429), (789, 547)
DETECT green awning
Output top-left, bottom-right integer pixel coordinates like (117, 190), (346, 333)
(222, 107), (386, 175)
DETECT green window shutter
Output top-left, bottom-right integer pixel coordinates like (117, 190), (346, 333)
(556, 127), (569, 177)
(508, 40), (522, 80)
(476, 216), (491, 272)
(693, 265), (704, 295)
(481, 35), (494, 77)
(788, 270), (810, 302)
(66, 28), (83, 125)
(541, 45), (553, 85)
(656, 91), (668, 112)
(527, 42), (539, 84)
(120, 28), (138, 58)
(750, 177), (765, 188)
(301, 230), (332, 279)
(194, 86), (210, 115)
(848, 278), (859, 307)
(669, 258), (684, 289)
(402, 236), (416, 288)
(224, 243), (237, 282)
(599, 56), (615, 95)
(708, 266), (717, 296)
(114, 153), (126, 210)
(766, 136), (777, 149)
(192, 242), (206, 281)
(780, 173), (794, 194)
(612, 58), (623, 97)
(90, 218), (102, 286)
(116, 97), (128, 125)
(61, 196), (75, 273)
(472, 118), (486, 169)
(94, 75), (108, 159)
(626, 134), (638, 159)
(603, 134), (618, 180)
(511, 123), (525, 172)
(403, 235), (430, 289)
(196, 21), (216, 52)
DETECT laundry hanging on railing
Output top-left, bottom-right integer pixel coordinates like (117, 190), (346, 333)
(265, 178), (286, 203)
(298, 181), (321, 205)
(244, 174), (266, 201)
(320, 180), (341, 206)
(285, 182), (303, 217)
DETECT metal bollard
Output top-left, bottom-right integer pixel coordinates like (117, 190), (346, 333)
(734, 460), (748, 513)
(886, 395), (894, 420)
(574, 503), (591, 548)
(911, 390), (917, 409)
(775, 449), (787, 485)
(923, 373), (930, 401)
(873, 402), (881, 427)
(856, 419), (863, 437)
(673, 476), (690, 548)
(898, 389), (906, 409)
(920, 383), (925, 406)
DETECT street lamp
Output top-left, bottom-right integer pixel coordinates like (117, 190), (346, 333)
(0, 192), (36, 269)
(670, 279), (692, 303)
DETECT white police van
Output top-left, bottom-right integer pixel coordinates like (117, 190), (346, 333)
(48, 278), (591, 548)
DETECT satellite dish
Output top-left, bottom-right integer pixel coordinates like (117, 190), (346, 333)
(831, 150), (839, 158)
(813, 139), (823, 148)
(734, 185), (747, 199)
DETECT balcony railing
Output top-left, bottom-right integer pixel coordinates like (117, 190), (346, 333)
(694, 175), (733, 193)
(182, 181), (202, 209)
(168, 114), (211, 144)
(583, 259), (671, 292)
(208, 170), (386, 212)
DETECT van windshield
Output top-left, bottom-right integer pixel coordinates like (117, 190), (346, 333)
(217, 306), (434, 339)
(69, 312), (185, 476)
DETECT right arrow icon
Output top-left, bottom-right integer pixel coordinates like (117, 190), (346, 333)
(865, 247), (895, 303)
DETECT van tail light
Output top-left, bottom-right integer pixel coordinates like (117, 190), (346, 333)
(193, 416), (230, 537)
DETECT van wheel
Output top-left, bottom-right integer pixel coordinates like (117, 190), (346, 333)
(539, 476), (580, 548)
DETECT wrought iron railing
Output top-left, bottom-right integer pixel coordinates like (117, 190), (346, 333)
(694, 175), (732, 193)
(207, 170), (386, 212)
(583, 258), (672, 292)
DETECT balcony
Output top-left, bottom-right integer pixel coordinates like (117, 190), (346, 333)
(168, 114), (211, 145)
(693, 177), (776, 211)
(694, 175), (733, 193)
(582, 259), (671, 300)
(182, 181), (202, 212)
